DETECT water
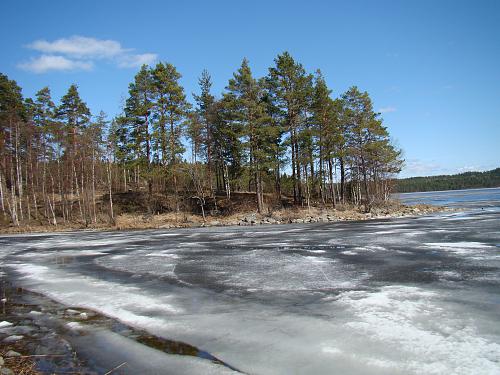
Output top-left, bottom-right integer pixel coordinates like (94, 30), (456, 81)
(1, 188), (499, 374)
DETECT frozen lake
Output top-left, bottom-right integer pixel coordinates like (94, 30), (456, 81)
(1, 188), (500, 374)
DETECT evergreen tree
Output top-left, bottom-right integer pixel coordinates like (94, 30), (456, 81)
(193, 70), (216, 163)
(151, 62), (189, 165)
(33, 87), (58, 224)
(311, 70), (340, 205)
(341, 86), (402, 209)
(266, 52), (314, 204)
(57, 84), (91, 154)
(0, 74), (26, 225)
(151, 62), (190, 211)
(123, 65), (155, 195)
(56, 84), (91, 223)
(224, 59), (276, 212)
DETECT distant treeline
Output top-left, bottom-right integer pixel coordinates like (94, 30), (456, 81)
(395, 168), (500, 193)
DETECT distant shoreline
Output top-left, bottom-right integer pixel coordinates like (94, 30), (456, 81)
(395, 168), (500, 193)
(395, 186), (500, 195)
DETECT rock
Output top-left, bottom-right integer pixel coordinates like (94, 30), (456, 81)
(210, 221), (221, 226)
(0, 321), (12, 329)
(11, 325), (34, 335)
(243, 213), (257, 223)
(1, 368), (14, 375)
(5, 351), (20, 357)
(66, 322), (84, 332)
(3, 335), (23, 343)
(0, 356), (4, 366)
(65, 309), (80, 315)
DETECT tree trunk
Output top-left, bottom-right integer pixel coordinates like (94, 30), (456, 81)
(339, 156), (346, 204)
(107, 157), (115, 225)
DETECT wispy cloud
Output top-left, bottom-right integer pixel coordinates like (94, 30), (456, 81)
(401, 159), (497, 178)
(117, 53), (158, 68)
(456, 164), (496, 173)
(28, 36), (125, 59)
(378, 106), (397, 113)
(402, 159), (443, 177)
(19, 36), (158, 73)
(18, 55), (93, 73)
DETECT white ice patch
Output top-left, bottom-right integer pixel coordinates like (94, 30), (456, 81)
(423, 242), (495, 256)
(404, 231), (426, 237)
(341, 251), (358, 255)
(66, 321), (84, 331)
(12, 263), (183, 320)
(373, 230), (400, 235)
(337, 285), (500, 374)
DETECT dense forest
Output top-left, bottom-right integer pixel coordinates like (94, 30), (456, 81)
(396, 168), (500, 193)
(0, 52), (403, 227)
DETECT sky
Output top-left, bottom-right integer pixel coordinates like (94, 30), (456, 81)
(1, 0), (499, 178)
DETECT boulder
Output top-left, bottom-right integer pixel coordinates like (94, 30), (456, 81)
(5, 351), (21, 357)
(3, 335), (23, 343)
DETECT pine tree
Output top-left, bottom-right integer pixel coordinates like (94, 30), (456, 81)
(0, 73), (26, 225)
(57, 84), (91, 223)
(266, 52), (314, 204)
(311, 70), (333, 205)
(193, 70), (216, 162)
(123, 65), (155, 196)
(57, 84), (91, 154)
(341, 86), (402, 209)
(33, 87), (58, 224)
(224, 59), (276, 212)
(151, 62), (190, 211)
(151, 62), (189, 166)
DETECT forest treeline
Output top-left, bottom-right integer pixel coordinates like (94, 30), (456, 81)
(396, 168), (500, 193)
(0, 52), (403, 227)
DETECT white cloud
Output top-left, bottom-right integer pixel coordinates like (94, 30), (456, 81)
(456, 164), (496, 173)
(400, 159), (452, 178)
(117, 53), (158, 68)
(20, 36), (158, 73)
(18, 55), (93, 73)
(28, 36), (125, 59)
(401, 160), (496, 178)
(378, 106), (397, 113)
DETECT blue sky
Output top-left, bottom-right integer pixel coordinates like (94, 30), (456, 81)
(1, 0), (499, 177)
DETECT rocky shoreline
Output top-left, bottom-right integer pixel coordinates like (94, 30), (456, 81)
(0, 203), (448, 234)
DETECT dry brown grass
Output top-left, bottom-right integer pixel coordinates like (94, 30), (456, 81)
(0, 199), (447, 234)
(1, 346), (41, 375)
